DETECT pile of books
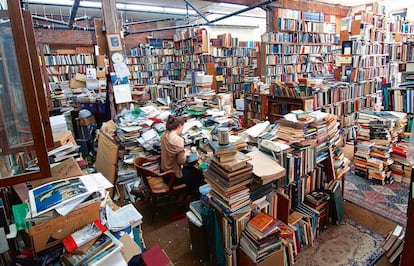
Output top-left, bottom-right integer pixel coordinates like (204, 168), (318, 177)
(382, 225), (406, 264)
(390, 142), (413, 184)
(239, 212), (283, 263)
(355, 110), (405, 184)
(204, 141), (253, 257)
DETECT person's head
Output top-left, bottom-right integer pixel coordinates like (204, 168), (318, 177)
(166, 115), (185, 135)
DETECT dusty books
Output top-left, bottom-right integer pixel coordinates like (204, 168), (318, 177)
(28, 173), (113, 217)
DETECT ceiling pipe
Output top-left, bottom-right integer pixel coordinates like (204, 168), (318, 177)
(33, 22), (94, 31)
(183, 0), (210, 23)
(68, 0), (80, 27)
(208, 0), (273, 24)
(74, 15), (92, 21)
(32, 15), (69, 26)
(123, 17), (184, 26)
(125, 0), (273, 35)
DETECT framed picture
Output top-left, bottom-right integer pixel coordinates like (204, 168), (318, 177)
(107, 33), (122, 51)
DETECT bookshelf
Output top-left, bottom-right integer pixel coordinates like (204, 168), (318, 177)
(266, 95), (314, 123)
(261, 8), (338, 83)
(244, 94), (268, 126)
(210, 34), (258, 97)
(42, 44), (95, 83)
(126, 40), (175, 86)
(173, 28), (209, 81)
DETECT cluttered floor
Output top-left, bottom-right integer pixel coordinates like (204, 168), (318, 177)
(116, 144), (398, 266)
(127, 197), (396, 266)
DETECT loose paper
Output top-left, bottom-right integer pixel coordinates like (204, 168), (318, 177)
(113, 84), (132, 104)
(113, 62), (130, 79)
(28, 173), (113, 217)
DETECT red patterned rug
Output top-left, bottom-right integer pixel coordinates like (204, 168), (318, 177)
(344, 173), (409, 226)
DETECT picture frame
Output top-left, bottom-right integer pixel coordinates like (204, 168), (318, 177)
(106, 33), (122, 51)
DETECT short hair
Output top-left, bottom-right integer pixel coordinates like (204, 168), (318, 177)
(166, 115), (185, 131)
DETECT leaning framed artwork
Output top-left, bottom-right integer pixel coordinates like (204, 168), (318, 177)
(107, 33), (122, 51)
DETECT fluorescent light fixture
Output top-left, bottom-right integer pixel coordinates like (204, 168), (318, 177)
(80, 2), (101, 8)
(218, 3), (248, 9)
(28, 0), (73, 5)
(164, 7), (196, 15)
(28, 1), (196, 16)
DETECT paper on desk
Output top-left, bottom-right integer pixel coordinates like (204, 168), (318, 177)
(54, 192), (93, 216)
(206, 109), (225, 117)
(28, 173), (113, 218)
(183, 119), (203, 134)
(244, 121), (270, 138)
(106, 203), (143, 231)
(284, 113), (298, 122)
(119, 126), (142, 133)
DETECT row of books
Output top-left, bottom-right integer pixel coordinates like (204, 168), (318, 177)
(46, 65), (94, 75)
(262, 32), (339, 44)
(276, 8), (336, 23)
(126, 56), (175, 65)
(265, 43), (334, 54)
(44, 54), (95, 66)
(210, 47), (257, 57)
(277, 18), (336, 34)
(129, 47), (175, 57)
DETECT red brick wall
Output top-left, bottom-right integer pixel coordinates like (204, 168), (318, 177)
(34, 29), (96, 46)
(34, 21), (176, 50)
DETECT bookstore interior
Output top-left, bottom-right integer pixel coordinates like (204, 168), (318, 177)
(1, 0), (414, 265)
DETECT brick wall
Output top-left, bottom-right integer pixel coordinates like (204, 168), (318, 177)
(34, 29), (96, 46)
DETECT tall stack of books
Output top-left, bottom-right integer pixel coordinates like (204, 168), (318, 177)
(204, 141), (253, 263)
(355, 110), (402, 184)
(239, 212), (283, 263)
(354, 141), (373, 178)
(390, 142), (413, 184)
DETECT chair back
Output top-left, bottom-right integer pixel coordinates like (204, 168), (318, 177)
(134, 157), (178, 191)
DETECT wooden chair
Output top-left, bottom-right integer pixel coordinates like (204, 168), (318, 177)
(134, 157), (186, 223)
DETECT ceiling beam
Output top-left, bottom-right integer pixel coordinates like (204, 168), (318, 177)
(183, 0), (210, 23)
(68, 0), (80, 27)
(200, 0), (264, 6)
(32, 15), (69, 26)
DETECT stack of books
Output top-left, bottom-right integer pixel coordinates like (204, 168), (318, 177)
(276, 117), (317, 145)
(383, 225), (406, 264)
(239, 212), (283, 263)
(354, 141), (373, 178)
(390, 142), (413, 184)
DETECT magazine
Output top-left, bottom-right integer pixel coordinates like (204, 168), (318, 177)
(28, 173), (113, 217)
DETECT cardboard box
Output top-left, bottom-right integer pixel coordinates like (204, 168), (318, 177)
(53, 130), (76, 148)
(69, 78), (86, 89)
(365, 2), (379, 13)
(27, 201), (100, 253)
(96, 55), (106, 67)
(353, 11), (372, 25)
(340, 30), (350, 43)
(351, 20), (362, 36)
(237, 246), (285, 266)
(94, 132), (119, 196)
(75, 73), (87, 82)
(97, 67), (106, 78)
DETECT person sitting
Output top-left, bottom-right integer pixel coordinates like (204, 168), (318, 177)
(160, 115), (204, 197)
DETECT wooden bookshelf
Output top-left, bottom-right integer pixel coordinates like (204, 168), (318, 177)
(261, 8), (338, 83)
(42, 44), (95, 83)
(266, 95), (314, 123)
(244, 94), (268, 126)
(126, 40), (175, 85)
